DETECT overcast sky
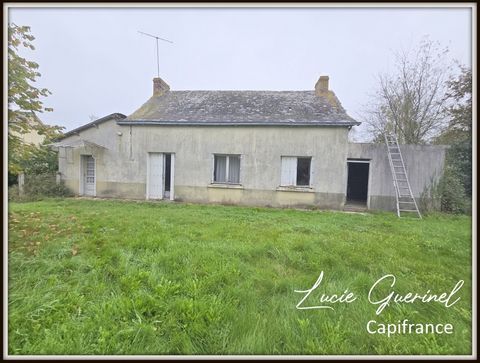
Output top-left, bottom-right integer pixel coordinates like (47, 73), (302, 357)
(8, 6), (472, 140)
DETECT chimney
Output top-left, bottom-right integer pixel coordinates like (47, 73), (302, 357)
(153, 77), (170, 96)
(315, 75), (329, 95)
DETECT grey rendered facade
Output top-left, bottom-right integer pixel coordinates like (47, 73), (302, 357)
(55, 76), (446, 211)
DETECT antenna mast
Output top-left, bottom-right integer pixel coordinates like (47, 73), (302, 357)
(138, 31), (173, 78)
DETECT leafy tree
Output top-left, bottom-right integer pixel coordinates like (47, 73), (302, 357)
(436, 66), (473, 203)
(363, 38), (452, 144)
(8, 23), (63, 174)
(436, 66), (472, 144)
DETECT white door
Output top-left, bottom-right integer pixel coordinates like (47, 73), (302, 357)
(84, 155), (95, 196)
(148, 153), (164, 199)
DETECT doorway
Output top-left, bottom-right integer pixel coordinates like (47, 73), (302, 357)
(147, 152), (175, 200)
(163, 153), (171, 199)
(81, 155), (96, 196)
(346, 160), (370, 206)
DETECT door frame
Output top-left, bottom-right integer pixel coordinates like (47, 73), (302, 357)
(345, 159), (371, 209)
(79, 154), (96, 197)
(146, 152), (175, 201)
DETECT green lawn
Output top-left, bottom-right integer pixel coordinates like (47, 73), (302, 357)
(8, 199), (472, 355)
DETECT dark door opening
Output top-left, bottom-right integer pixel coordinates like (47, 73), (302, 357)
(164, 153), (171, 193)
(346, 162), (369, 204)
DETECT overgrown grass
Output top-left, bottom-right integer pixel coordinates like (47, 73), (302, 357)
(8, 199), (472, 355)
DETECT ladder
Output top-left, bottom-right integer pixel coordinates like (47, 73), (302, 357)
(384, 133), (422, 219)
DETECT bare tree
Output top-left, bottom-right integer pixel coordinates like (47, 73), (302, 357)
(363, 38), (453, 144)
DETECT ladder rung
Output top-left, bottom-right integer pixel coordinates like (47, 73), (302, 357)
(387, 136), (421, 218)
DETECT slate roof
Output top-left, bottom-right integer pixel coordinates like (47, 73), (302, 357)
(120, 91), (359, 127)
(59, 113), (127, 139)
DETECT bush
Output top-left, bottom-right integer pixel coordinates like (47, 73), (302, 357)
(9, 173), (73, 202)
(21, 146), (59, 175)
(419, 175), (442, 214)
(437, 167), (469, 214)
(446, 141), (472, 198)
(420, 167), (469, 215)
(8, 172), (18, 186)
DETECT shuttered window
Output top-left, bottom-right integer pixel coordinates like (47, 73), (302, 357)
(281, 156), (312, 186)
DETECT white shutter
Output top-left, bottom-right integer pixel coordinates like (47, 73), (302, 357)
(148, 153), (164, 199)
(281, 157), (297, 186)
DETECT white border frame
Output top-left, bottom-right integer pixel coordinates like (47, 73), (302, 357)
(3, 3), (476, 360)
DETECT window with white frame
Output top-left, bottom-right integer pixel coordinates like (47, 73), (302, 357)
(213, 154), (241, 184)
(280, 156), (312, 187)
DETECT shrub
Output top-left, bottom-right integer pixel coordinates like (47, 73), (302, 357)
(437, 166), (468, 214)
(419, 158), (469, 215)
(9, 173), (73, 202)
(446, 141), (472, 198)
(419, 175), (442, 214)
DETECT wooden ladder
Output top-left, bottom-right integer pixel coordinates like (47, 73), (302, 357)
(384, 133), (422, 219)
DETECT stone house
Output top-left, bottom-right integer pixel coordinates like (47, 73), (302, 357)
(9, 112), (47, 146)
(53, 76), (446, 211)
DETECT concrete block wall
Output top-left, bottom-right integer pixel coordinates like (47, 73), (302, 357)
(347, 143), (447, 211)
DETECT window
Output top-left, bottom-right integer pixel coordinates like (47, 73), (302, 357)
(214, 155), (241, 184)
(281, 156), (311, 187)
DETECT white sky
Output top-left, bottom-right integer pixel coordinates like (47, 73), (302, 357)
(8, 6), (473, 139)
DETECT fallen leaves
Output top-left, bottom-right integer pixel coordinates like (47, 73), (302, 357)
(71, 244), (79, 256)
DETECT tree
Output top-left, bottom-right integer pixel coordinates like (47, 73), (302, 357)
(8, 23), (62, 174)
(436, 66), (472, 144)
(363, 38), (452, 144)
(436, 66), (473, 201)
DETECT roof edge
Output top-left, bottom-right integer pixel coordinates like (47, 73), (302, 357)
(58, 113), (127, 140)
(117, 120), (361, 127)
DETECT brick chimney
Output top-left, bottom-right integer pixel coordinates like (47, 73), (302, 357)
(153, 77), (170, 96)
(315, 75), (340, 108)
(315, 75), (329, 95)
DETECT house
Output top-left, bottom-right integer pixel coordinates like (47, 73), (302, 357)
(53, 76), (446, 211)
(9, 112), (47, 146)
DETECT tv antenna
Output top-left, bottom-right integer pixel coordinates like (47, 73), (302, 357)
(138, 31), (173, 78)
